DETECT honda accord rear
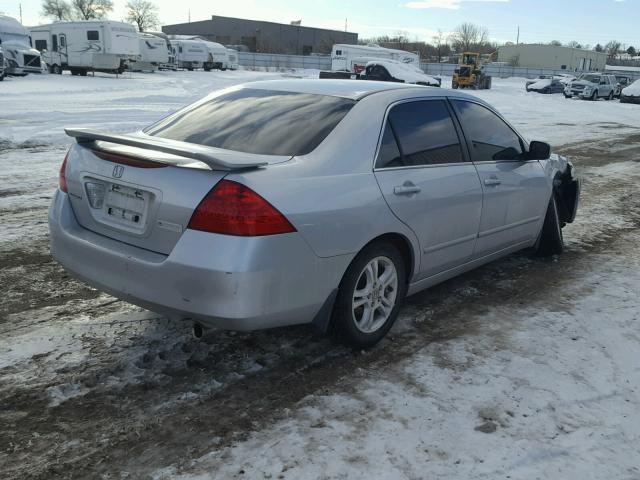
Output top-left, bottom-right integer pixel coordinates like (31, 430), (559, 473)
(49, 82), (369, 332)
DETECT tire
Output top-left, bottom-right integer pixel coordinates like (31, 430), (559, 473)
(564, 94), (571, 98)
(80, 69), (87, 76)
(536, 194), (564, 256)
(52, 64), (62, 75)
(607, 91), (614, 100)
(331, 242), (407, 348)
(452, 82), (458, 89)
(590, 90), (598, 101)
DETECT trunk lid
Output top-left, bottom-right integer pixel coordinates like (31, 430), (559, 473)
(63, 131), (290, 255)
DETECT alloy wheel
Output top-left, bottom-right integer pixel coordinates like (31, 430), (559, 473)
(351, 256), (398, 334)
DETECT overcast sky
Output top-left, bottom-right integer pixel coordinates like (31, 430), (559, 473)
(1, 0), (638, 47)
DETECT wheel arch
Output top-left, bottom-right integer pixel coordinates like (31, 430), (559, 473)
(357, 232), (416, 282)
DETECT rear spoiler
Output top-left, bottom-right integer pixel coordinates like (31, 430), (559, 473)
(65, 128), (275, 171)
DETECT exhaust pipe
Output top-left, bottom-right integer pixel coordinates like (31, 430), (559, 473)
(192, 322), (205, 339)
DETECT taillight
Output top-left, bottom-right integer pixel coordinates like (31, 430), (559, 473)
(188, 180), (296, 236)
(59, 152), (69, 193)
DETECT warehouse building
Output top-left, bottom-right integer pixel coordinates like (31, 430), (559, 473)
(162, 15), (358, 55)
(497, 44), (607, 71)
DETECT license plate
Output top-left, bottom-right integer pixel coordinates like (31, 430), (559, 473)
(105, 183), (148, 225)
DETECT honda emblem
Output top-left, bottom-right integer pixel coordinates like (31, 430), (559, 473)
(112, 165), (124, 178)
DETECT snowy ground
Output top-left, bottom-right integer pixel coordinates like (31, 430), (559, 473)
(1, 70), (640, 479)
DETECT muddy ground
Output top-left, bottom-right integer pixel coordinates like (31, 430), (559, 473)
(1, 135), (639, 479)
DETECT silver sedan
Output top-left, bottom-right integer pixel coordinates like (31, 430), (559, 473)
(49, 79), (580, 348)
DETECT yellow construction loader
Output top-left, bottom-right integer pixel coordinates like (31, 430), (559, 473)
(452, 52), (492, 90)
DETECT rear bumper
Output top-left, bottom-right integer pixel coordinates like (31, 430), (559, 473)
(49, 190), (351, 330)
(621, 95), (640, 104)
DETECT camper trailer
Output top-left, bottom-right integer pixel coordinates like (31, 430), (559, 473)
(130, 32), (169, 72)
(144, 31), (176, 70)
(0, 15), (42, 75)
(201, 41), (228, 71)
(30, 21), (138, 75)
(331, 44), (419, 73)
(170, 38), (208, 70)
(225, 48), (239, 70)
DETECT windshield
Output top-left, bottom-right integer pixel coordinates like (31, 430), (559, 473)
(578, 74), (600, 83)
(145, 88), (355, 156)
(0, 32), (30, 47)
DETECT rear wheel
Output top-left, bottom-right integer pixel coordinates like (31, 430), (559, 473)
(536, 194), (564, 256)
(607, 91), (614, 100)
(52, 64), (62, 75)
(331, 242), (407, 348)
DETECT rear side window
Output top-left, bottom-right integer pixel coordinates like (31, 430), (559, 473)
(87, 31), (99, 41)
(35, 39), (47, 51)
(145, 89), (355, 156)
(451, 100), (524, 161)
(376, 100), (464, 168)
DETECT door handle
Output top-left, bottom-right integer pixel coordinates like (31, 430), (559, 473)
(484, 177), (501, 186)
(394, 182), (421, 196)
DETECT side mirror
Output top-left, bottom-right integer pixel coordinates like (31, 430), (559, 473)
(528, 141), (551, 160)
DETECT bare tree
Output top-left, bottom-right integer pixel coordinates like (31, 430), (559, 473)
(41, 0), (72, 20)
(450, 23), (488, 52)
(432, 29), (448, 62)
(566, 40), (582, 49)
(605, 40), (621, 59)
(549, 40), (562, 46)
(125, 0), (159, 32)
(72, 0), (113, 20)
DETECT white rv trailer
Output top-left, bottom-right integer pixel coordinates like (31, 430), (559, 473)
(0, 46), (5, 80)
(225, 48), (239, 70)
(129, 32), (169, 72)
(0, 15), (42, 75)
(169, 38), (208, 70)
(202, 40), (228, 70)
(30, 21), (139, 75)
(331, 43), (420, 73)
(144, 31), (176, 70)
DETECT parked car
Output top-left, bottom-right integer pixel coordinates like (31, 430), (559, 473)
(361, 59), (441, 86)
(620, 79), (640, 104)
(613, 75), (632, 98)
(0, 46), (5, 80)
(49, 80), (580, 348)
(526, 77), (566, 94)
(564, 73), (617, 100)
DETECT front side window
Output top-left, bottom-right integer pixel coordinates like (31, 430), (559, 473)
(376, 100), (464, 168)
(87, 31), (99, 41)
(451, 100), (524, 161)
(145, 88), (355, 156)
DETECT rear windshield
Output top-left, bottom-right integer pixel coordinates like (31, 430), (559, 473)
(144, 88), (355, 156)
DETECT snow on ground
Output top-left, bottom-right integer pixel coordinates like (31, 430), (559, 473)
(161, 247), (640, 480)
(1, 70), (640, 479)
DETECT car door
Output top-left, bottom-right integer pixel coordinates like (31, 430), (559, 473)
(450, 99), (549, 258)
(374, 99), (483, 279)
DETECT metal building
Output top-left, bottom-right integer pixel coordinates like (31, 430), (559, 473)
(497, 44), (607, 72)
(162, 16), (358, 55)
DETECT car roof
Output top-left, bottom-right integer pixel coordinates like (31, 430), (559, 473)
(242, 78), (444, 100)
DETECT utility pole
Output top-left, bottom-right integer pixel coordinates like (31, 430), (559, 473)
(345, 18), (347, 32)
(19, 3), (23, 24)
(516, 26), (520, 44)
(188, 9), (191, 23)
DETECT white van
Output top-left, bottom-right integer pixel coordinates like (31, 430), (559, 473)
(0, 15), (42, 75)
(170, 38), (208, 70)
(331, 43), (419, 73)
(130, 32), (168, 72)
(30, 21), (139, 75)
